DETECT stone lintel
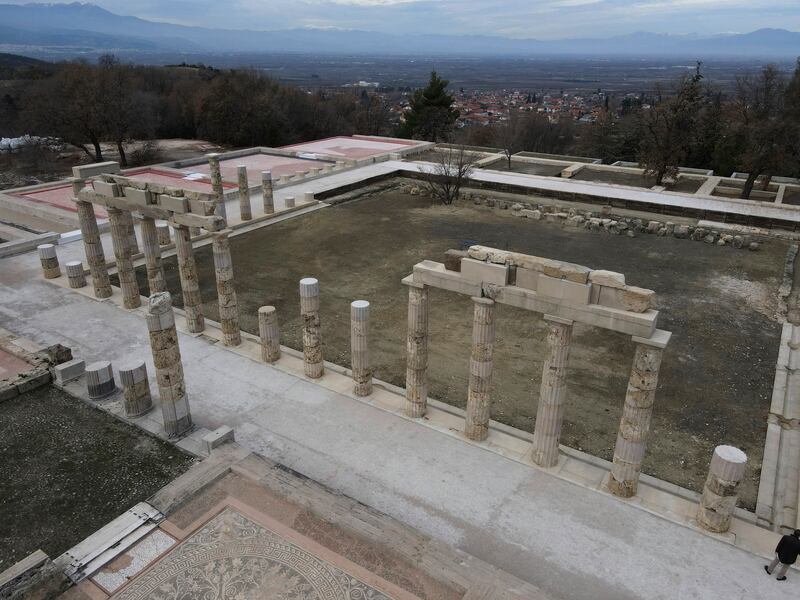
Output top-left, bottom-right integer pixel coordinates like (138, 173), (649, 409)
(471, 296), (495, 305)
(543, 314), (574, 326)
(72, 161), (120, 179)
(411, 261), (657, 337)
(632, 329), (672, 349)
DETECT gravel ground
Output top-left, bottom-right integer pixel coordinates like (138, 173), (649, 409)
(0, 386), (194, 569)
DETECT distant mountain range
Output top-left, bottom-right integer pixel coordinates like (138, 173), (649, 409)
(1, 2), (799, 59)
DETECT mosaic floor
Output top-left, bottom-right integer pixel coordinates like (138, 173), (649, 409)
(110, 508), (398, 599)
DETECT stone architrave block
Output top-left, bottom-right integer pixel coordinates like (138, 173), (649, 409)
(159, 195), (189, 214)
(537, 275), (592, 305)
(92, 180), (121, 197)
(203, 425), (235, 453)
(460, 258), (509, 286)
(515, 267), (540, 291)
(73, 161), (120, 178)
(589, 270), (626, 288)
(123, 187), (154, 206)
(467, 246), (590, 283)
(596, 285), (655, 313)
(53, 359), (85, 384)
(412, 262), (482, 297)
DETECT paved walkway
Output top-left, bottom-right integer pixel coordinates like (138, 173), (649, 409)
(0, 246), (797, 600)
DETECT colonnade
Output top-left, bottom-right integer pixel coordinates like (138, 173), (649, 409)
(401, 280), (671, 498)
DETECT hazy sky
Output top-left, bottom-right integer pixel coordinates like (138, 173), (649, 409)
(13, 0), (800, 38)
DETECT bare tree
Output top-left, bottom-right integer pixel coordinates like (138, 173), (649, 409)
(638, 67), (703, 186)
(422, 144), (477, 205)
(728, 64), (790, 199)
(495, 109), (525, 169)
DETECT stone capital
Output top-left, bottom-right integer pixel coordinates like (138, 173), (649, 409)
(632, 329), (672, 349)
(543, 314), (574, 326)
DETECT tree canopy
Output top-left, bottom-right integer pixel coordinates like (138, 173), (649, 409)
(399, 71), (459, 142)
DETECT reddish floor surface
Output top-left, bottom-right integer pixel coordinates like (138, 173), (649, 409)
(0, 348), (31, 379)
(9, 183), (106, 218)
(180, 154), (329, 182)
(281, 136), (418, 159)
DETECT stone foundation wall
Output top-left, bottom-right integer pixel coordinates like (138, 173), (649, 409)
(401, 182), (765, 252)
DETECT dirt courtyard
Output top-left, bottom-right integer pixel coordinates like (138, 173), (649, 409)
(146, 188), (785, 507)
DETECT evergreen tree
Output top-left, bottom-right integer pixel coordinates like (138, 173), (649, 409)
(399, 71), (459, 142)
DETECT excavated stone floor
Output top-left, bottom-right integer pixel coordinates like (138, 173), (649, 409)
(131, 188), (785, 507)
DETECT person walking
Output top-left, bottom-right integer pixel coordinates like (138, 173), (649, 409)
(765, 529), (800, 581)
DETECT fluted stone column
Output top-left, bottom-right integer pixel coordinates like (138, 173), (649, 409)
(123, 211), (139, 254)
(146, 292), (192, 437)
(300, 277), (323, 378)
(237, 165), (252, 221)
(531, 316), (574, 467)
(140, 216), (166, 294)
(65, 260), (86, 288)
(404, 280), (429, 417)
(156, 221), (171, 246)
(107, 207), (141, 309)
(351, 300), (372, 396)
(609, 331), (671, 497)
(86, 361), (116, 399)
(119, 360), (153, 417)
(258, 306), (281, 363)
(261, 171), (274, 214)
(190, 226), (201, 237)
(212, 229), (241, 346)
(207, 152), (227, 222)
(37, 244), (61, 279)
(72, 179), (112, 298)
(465, 297), (495, 441)
(697, 445), (747, 533)
(174, 225), (204, 333)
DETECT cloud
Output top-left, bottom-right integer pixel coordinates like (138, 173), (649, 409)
(4, 0), (800, 38)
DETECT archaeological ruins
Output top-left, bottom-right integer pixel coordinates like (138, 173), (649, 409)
(1, 135), (799, 598)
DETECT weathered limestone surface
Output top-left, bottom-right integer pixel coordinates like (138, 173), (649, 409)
(531, 316), (573, 467)
(107, 207), (141, 309)
(65, 260), (86, 289)
(73, 180), (112, 298)
(156, 220), (171, 246)
(140, 216), (166, 294)
(697, 445), (747, 533)
(258, 305), (281, 363)
(119, 360), (153, 417)
(86, 360), (115, 399)
(37, 244), (61, 279)
(206, 153), (227, 221)
(465, 297), (495, 441)
(237, 165), (252, 221)
(351, 300), (372, 396)
(261, 171), (274, 214)
(285, 196), (296, 208)
(122, 211), (139, 255)
(405, 281), (429, 417)
(146, 292), (192, 437)
(609, 332), (670, 497)
(300, 277), (323, 378)
(174, 225), (204, 333)
(212, 229), (241, 346)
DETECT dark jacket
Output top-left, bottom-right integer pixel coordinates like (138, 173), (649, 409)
(776, 535), (800, 565)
